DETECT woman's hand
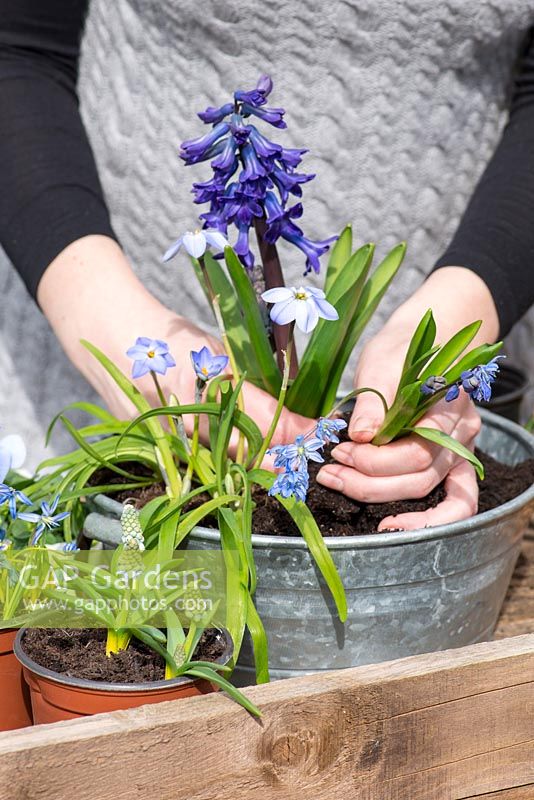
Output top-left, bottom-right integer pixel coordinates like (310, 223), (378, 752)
(317, 267), (500, 530)
(37, 235), (312, 445)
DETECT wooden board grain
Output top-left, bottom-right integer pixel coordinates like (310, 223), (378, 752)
(1, 634), (533, 800)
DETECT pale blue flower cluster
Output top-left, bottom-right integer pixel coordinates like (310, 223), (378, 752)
(421, 357), (504, 404)
(268, 417), (347, 503)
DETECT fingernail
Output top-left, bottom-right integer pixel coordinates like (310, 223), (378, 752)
(349, 416), (376, 437)
(331, 444), (354, 465)
(317, 471), (344, 492)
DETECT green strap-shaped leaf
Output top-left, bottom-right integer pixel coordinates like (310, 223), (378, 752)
(250, 469), (347, 622)
(419, 321), (482, 382)
(286, 243), (375, 416)
(324, 223), (352, 293)
(195, 253), (265, 387)
(400, 310), (436, 378)
(319, 241), (406, 414)
(182, 666), (262, 716)
(443, 341), (503, 384)
(410, 426), (484, 479)
(224, 247), (281, 396)
(372, 382), (422, 445)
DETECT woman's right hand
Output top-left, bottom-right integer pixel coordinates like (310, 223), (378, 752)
(37, 234), (312, 444)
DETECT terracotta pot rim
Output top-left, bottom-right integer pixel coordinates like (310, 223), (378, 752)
(14, 627), (233, 693)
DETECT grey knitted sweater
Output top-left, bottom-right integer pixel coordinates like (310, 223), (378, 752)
(1, 0), (533, 468)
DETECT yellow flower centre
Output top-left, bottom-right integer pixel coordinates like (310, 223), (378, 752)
(294, 291), (308, 300)
(147, 350), (155, 358)
(201, 367), (209, 376)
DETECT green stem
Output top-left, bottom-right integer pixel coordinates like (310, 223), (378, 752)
(328, 387), (389, 420)
(253, 337), (293, 468)
(151, 372), (178, 437)
(198, 256), (245, 465)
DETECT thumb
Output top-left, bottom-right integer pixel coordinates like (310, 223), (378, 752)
(349, 357), (397, 443)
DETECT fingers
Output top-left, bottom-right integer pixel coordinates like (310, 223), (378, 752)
(349, 342), (405, 443)
(377, 458), (479, 531)
(333, 399), (480, 478)
(317, 443), (459, 502)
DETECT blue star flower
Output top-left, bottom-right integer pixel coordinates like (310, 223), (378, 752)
(191, 346), (229, 382)
(445, 383), (460, 402)
(126, 338), (176, 380)
(268, 434), (325, 471)
(0, 484), (32, 519)
(315, 417), (348, 444)
(17, 495), (70, 546)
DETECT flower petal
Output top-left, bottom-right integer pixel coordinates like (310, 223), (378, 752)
(294, 298), (319, 333)
(314, 297), (339, 321)
(132, 359), (150, 379)
(203, 230), (229, 251)
(0, 435), (26, 471)
(183, 232), (207, 258)
(262, 287), (294, 304)
(162, 237), (183, 262)
(270, 298), (297, 326)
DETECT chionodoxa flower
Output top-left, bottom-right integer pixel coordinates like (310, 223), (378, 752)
(421, 357), (504, 404)
(191, 346), (229, 382)
(261, 286), (338, 334)
(163, 229), (229, 262)
(126, 338), (176, 379)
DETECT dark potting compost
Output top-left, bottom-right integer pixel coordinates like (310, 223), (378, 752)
(22, 628), (225, 684)
(89, 443), (534, 538)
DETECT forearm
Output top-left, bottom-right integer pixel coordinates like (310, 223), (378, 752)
(382, 267), (500, 349)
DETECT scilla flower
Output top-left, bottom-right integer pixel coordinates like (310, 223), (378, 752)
(261, 286), (338, 334)
(191, 346), (229, 382)
(315, 417), (347, 444)
(0, 484), (32, 519)
(420, 375), (448, 397)
(0, 434), (26, 483)
(460, 357), (503, 403)
(126, 337), (176, 379)
(163, 228), (228, 262)
(18, 495), (70, 546)
(268, 468), (309, 504)
(268, 434), (325, 471)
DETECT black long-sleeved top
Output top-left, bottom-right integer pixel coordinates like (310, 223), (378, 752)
(0, 0), (533, 336)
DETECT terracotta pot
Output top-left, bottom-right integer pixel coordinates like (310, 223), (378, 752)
(15, 628), (233, 724)
(0, 628), (33, 730)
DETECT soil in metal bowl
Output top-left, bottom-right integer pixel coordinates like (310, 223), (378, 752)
(21, 628), (225, 684)
(89, 433), (534, 538)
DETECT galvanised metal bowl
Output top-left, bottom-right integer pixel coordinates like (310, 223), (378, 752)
(83, 410), (534, 683)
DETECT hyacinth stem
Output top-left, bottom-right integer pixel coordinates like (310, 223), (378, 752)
(253, 336), (293, 468)
(254, 217), (299, 379)
(198, 256), (246, 464)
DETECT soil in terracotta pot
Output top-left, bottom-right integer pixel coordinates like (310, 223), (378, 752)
(21, 628), (225, 683)
(89, 428), (534, 538)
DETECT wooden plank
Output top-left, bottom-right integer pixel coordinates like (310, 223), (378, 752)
(0, 635), (533, 800)
(465, 787), (534, 799)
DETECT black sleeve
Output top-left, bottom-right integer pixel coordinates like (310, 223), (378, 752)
(434, 30), (534, 337)
(0, 0), (117, 302)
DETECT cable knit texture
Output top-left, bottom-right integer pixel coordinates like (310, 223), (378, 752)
(1, 0), (533, 466)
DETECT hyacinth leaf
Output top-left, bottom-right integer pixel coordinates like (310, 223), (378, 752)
(223, 247), (282, 396)
(250, 469), (347, 622)
(410, 426), (485, 479)
(286, 243), (375, 417)
(419, 321), (482, 382)
(245, 592), (270, 684)
(324, 223), (353, 293)
(193, 252), (264, 387)
(319, 242), (407, 415)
